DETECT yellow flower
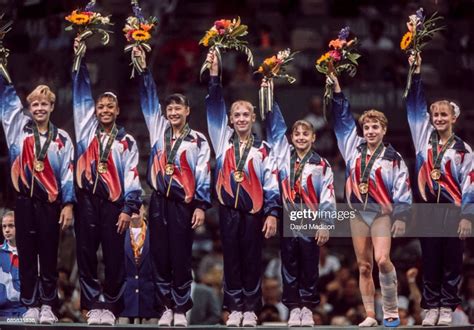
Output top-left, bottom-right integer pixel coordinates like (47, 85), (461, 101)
(66, 10), (91, 25)
(132, 29), (151, 42)
(201, 29), (218, 47)
(400, 32), (413, 50)
(316, 52), (331, 65)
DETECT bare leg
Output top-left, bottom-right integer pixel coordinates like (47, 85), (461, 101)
(371, 215), (398, 320)
(350, 216), (375, 318)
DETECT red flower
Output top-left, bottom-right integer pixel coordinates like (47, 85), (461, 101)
(329, 50), (342, 61)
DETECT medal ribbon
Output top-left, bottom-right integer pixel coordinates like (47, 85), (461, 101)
(33, 122), (56, 163)
(290, 149), (312, 191)
(360, 143), (384, 187)
(96, 124), (118, 165)
(233, 133), (254, 175)
(430, 131), (455, 172)
(165, 124), (191, 169)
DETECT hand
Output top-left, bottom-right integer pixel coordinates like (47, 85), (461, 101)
(391, 220), (406, 238)
(262, 215), (277, 239)
(59, 204), (74, 231)
(406, 267), (418, 283)
(408, 52), (421, 74)
(260, 78), (274, 92)
(73, 36), (87, 56)
(132, 45), (147, 70)
(206, 49), (219, 76)
(116, 212), (131, 234)
(458, 218), (472, 240)
(315, 228), (329, 246)
(191, 208), (205, 229)
(327, 72), (341, 93)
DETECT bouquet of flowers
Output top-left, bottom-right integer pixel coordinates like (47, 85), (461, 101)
(400, 8), (444, 98)
(0, 13), (13, 84)
(199, 17), (253, 80)
(65, 0), (113, 72)
(123, 0), (158, 78)
(256, 49), (298, 119)
(315, 26), (360, 118)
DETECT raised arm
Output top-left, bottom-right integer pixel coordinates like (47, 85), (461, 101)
(264, 80), (290, 170)
(0, 75), (28, 151)
(135, 46), (168, 147)
(329, 74), (364, 162)
(205, 49), (233, 156)
(72, 39), (98, 154)
(405, 54), (433, 153)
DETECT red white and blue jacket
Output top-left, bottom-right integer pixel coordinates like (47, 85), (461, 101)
(0, 242), (26, 316)
(139, 70), (211, 210)
(206, 77), (280, 216)
(406, 74), (473, 220)
(332, 92), (412, 220)
(73, 64), (141, 215)
(0, 77), (75, 205)
(266, 102), (336, 224)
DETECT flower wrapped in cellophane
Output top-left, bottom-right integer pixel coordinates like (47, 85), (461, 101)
(123, 0), (158, 78)
(65, 0), (113, 72)
(199, 17), (253, 80)
(256, 49), (298, 119)
(0, 13), (13, 84)
(400, 8), (444, 97)
(315, 26), (360, 118)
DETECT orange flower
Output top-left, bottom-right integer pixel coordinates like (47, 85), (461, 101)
(132, 29), (151, 41)
(329, 39), (347, 49)
(316, 52), (331, 65)
(201, 29), (218, 46)
(140, 23), (153, 32)
(400, 32), (413, 50)
(66, 10), (91, 25)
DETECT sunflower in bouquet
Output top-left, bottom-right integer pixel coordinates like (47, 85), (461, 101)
(315, 27), (360, 118)
(256, 49), (298, 119)
(123, 0), (158, 78)
(65, 1), (113, 72)
(400, 8), (444, 98)
(199, 17), (253, 79)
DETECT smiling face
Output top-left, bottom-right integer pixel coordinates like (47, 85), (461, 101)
(166, 101), (190, 129)
(430, 101), (456, 134)
(359, 110), (387, 148)
(229, 101), (256, 136)
(28, 97), (54, 125)
(96, 95), (119, 127)
(27, 85), (56, 126)
(291, 121), (316, 154)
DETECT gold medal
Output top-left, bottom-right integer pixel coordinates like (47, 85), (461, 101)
(98, 162), (108, 174)
(165, 164), (174, 176)
(430, 169), (441, 181)
(359, 182), (369, 194)
(34, 160), (44, 172)
(233, 171), (244, 183)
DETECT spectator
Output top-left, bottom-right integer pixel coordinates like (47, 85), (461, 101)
(360, 19), (394, 51)
(0, 211), (26, 317)
(262, 277), (288, 322)
(119, 206), (160, 324)
(189, 281), (221, 325)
